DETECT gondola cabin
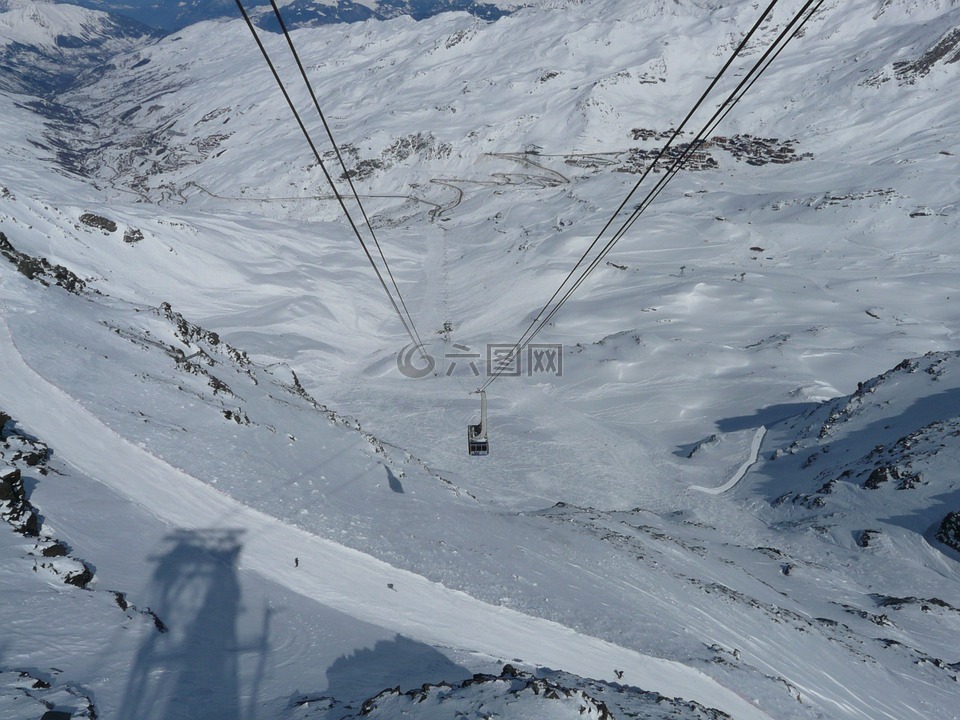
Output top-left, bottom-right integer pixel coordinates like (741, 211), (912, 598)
(468, 390), (489, 456)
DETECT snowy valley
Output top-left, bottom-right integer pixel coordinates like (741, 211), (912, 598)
(1, 0), (960, 718)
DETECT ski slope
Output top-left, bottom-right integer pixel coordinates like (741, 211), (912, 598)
(0, 314), (772, 719)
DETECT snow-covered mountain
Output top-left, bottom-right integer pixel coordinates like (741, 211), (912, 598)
(2, 1), (960, 719)
(48, 0), (522, 32)
(0, 0), (157, 93)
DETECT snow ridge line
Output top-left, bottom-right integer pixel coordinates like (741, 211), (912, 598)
(690, 426), (767, 495)
(0, 314), (773, 720)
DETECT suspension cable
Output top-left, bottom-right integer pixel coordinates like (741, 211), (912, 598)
(266, 0), (426, 354)
(606, 0), (826, 253)
(518, 0), (825, 349)
(481, 0), (824, 392)
(479, 0), (782, 391)
(234, 0), (427, 356)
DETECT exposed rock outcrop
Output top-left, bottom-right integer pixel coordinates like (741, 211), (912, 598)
(1, 410), (94, 589)
(0, 231), (89, 294)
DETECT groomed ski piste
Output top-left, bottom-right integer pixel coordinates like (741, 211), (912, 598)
(690, 427), (766, 495)
(3, 0), (960, 718)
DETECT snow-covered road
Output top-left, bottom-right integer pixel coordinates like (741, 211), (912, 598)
(690, 426), (767, 495)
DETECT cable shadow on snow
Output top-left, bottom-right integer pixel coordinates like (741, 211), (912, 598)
(116, 528), (268, 720)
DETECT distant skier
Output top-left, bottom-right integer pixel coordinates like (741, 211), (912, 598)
(294, 557), (299, 568)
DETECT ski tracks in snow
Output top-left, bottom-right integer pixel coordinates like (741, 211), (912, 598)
(0, 314), (774, 720)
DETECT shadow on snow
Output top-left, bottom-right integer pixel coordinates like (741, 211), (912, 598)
(116, 528), (269, 720)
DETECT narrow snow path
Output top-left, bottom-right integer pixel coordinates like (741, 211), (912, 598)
(689, 427), (766, 495)
(0, 316), (773, 720)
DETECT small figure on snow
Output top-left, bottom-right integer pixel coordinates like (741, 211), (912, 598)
(294, 557), (299, 568)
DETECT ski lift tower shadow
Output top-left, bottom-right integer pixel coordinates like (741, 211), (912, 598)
(116, 528), (265, 720)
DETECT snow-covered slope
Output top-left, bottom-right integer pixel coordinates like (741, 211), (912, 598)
(42, 0), (960, 504)
(0, 0), (157, 93)
(2, 1), (960, 718)
(53, 0), (523, 32)
(744, 350), (960, 558)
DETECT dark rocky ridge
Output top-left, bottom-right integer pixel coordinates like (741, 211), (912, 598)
(1, 409), (93, 588)
(0, 231), (90, 294)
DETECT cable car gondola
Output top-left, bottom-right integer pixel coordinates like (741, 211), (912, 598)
(467, 390), (489, 456)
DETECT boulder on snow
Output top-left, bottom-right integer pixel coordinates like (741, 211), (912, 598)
(64, 562), (95, 589)
(79, 212), (117, 233)
(0, 465), (38, 535)
(41, 540), (69, 557)
(857, 529), (881, 548)
(0, 465), (21, 502)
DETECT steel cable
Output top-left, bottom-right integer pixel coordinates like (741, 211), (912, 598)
(234, 0), (427, 357)
(481, 0), (825, 392)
